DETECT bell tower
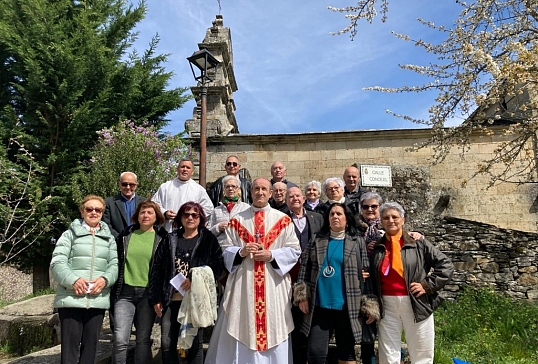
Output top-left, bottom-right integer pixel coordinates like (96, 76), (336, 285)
(185, 15), (239, 137)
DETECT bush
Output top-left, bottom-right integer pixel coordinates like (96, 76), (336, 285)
(72, 120), (191, 201)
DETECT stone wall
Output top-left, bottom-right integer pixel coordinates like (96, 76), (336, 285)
(426, 216), (538, 300)
(202, 126), (538, 232)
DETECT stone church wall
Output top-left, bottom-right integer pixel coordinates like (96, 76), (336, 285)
(204, 126), (538, 233)
(200, 128), (538, 300)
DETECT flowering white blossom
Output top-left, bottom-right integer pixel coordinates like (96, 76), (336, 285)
(330, 0), (538, 186)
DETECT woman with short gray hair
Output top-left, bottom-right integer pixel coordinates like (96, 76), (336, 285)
(370, 202), (454, 364)
(304, 180), (322, 211)
(208, 175), (250, 244)
(316, 177), (358, 217)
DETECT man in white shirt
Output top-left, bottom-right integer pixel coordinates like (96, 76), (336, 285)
(152, 159), (213, 232)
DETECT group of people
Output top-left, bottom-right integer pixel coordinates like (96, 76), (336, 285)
(49, 156), (454, 364)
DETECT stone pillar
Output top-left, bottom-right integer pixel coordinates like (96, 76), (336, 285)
(185, 15), (239, 138)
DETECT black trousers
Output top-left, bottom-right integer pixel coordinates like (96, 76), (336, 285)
(58, 307), (105, 364)
(307, 306), (356, 364)
(291, 305), (308, 364)
(160, 301), (203, 364)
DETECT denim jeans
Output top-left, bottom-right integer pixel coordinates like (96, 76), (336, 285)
(113, 285), (156, 364)
(161, 301), (203, 364)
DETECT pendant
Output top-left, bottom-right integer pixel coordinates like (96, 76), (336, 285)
(322, 265), (335, 278)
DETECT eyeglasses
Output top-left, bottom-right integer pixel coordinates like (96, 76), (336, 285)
(84, 207), (103, 214)
(361, 204), (379, 211)
(120, 182), (137, 188)
(224, 185), (239, 189)
(182, 212), (200, 219)
(327, 186), (341, 191)
(226, 162), (239, 167)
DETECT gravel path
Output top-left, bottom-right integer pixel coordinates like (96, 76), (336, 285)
(0, 266), (32, 302)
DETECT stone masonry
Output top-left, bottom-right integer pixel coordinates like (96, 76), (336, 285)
(199, 128), (538, 233)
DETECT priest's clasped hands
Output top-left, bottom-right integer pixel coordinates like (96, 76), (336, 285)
(239, 243), (273, 262)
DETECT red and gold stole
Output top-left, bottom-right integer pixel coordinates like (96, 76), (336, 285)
(229, 210), (292, 351)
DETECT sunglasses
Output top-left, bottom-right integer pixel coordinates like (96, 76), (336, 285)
(120, 182), (137, 188)
(226, 162), (239, 167)
(182, 212), (200, 219)
(361, 204), (379, 210)
(84, 207), (103, 214)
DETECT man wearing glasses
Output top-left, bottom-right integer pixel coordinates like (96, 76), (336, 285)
(103, 171), (146, 238)
(209, 155), (252, 207)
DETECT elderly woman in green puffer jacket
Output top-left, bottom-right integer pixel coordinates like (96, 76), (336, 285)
(50, 194), (118, 364)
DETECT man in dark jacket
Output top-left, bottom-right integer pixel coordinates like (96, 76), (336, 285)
(343, 166), (369, 209)
(269, 182), (290, 215)
(209, 155), (252, 206)
(286, 186), (323, 364)
(103, 171), (146, 238)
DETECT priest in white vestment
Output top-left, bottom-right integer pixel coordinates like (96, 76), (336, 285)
(152, 159), (213, 232)
(205, 178), (301, 364)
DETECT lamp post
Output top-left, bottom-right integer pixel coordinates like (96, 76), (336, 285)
(187, 48), (220, 187)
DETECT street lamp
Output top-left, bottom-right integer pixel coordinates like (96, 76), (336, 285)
(187, 48), (220, 187)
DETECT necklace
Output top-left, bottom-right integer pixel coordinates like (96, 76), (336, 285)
(322, 239), (343, 278)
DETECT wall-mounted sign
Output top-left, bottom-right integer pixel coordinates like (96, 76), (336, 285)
(360, 165), (392, 187)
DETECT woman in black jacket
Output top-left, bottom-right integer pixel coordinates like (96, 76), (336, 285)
(149, 201), (223, 364)
(112, 200), (168, 364)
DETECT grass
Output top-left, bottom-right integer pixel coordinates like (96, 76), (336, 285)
(434, 287), (538, 364)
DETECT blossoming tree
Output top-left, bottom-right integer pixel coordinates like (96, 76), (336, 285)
(330, 0), (538, 186)
(72, 120), (191, 201)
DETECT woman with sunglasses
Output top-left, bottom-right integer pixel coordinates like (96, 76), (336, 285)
(355, 192), (384, 364)
(112, 200), (168, 364)
(50, 195), (118, 364)
(208, 175), (250, 244)
(149, 201), (223, 364)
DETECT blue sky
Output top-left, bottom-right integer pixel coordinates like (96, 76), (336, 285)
(130, 1), (464, 135)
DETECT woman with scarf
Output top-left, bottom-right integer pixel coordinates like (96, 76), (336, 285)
(357, 193), (424, 364)
(304, 180), (322, 211)
(208, 175), (251, 244)
(294, 203), (379, 364)
(370, 202), (454, 364)
(149, 201), (223, 364)
(355, 191), (384, 364)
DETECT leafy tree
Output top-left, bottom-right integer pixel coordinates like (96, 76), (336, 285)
(72, 120), (191, 201)
(0, 0), (190, 290)
(329, 1), (538, 186)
